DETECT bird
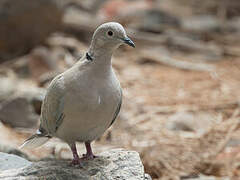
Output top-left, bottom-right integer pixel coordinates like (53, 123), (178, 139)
(20, 22), (135, 166)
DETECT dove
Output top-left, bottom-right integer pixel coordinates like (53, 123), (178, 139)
(20, 22), (135, 165)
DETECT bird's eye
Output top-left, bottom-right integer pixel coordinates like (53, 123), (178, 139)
(107, 31), (113, 36)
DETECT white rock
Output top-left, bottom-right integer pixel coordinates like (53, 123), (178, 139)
(0, 149), (151, 180)
(0, 152), (32, 171)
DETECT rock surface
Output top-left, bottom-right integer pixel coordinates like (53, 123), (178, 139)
(0, 77), (16, 102)
(0, 149), (151, 180)
(0, 152), (32, 171)
(165, 111), (215, 136)
(0, 144), (29, 160)
(0, 96), (39, 129)
(181, 15), (220, 33)
(0, 78), (47, 129)
(182, 174), (230, 180)
(0, 0), (63, 61)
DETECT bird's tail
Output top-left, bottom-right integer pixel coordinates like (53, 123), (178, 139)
(19, 133), (51, 149)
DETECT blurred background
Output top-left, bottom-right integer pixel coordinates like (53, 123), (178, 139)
(0, 0), (240, 179)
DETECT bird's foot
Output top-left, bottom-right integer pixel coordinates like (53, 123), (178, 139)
(81, 141), (97, 160)
(81, 153), (97, 160)
(70, 158), (83, 166)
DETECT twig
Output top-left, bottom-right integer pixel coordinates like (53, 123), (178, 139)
(214, 109), (240, 155)
(144, 101), (239, 115)
(140, 49), (216, 72)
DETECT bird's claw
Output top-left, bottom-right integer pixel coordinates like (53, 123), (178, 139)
(81, 153), (97, 160)
(70, 158), (83, 167)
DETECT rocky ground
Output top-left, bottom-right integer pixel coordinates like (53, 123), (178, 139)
(0, 149), (151, 180)
(0, 0), (240, 179)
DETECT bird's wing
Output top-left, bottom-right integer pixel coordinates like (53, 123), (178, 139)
(109, 89), (122, 127)
(40, 74), (65, 135)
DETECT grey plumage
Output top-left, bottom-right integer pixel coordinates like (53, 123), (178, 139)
(40, 74), (65, 134)
(20, 22), (135, 164)
(109, 89), (122, 127)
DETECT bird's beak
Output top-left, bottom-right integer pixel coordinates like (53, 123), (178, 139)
(123, 37), (135, 48)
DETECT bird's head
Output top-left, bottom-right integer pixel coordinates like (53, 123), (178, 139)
(90, 22), (135, 52)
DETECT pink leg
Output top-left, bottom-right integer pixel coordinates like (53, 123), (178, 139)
(70, 143), (82, 166)
(81, 141), (96, 160)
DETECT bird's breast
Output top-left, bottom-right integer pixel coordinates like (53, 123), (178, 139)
(55, 68), (121, 142)
(64, 72), (120, 115)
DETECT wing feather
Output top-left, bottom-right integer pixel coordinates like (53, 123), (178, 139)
(40, 74), (65, 134)
(109, 89), (122, 127)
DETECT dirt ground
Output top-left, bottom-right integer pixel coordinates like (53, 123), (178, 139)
(1, 45), (240, 180)
(1, 0), (240, 179)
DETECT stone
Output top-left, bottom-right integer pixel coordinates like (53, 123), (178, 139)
(144, 173), (152, 180)
(0, 96), (39, 129)
(141, 9), (180, 33)
(181, 15), (221, 33)
(0, 79), (46, 128)
(18, 86), (46, 115)
(0, 77), (16, 102)
(0, 149), (151, 180)
(28, 47), (58, 82)
(227, 17), (240, 32)
(0, 144), (29, 160)
(0, 0), (63, 61)
(0, 152), (32, 171)
(0, 80), (46, 127)
(181, 174), (229, 180)
(165, 111), (215, 136)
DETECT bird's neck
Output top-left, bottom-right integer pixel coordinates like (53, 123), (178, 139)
(88, 45), (114, 68)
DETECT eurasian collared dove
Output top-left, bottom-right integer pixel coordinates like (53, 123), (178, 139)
(20, 22), (135, 165)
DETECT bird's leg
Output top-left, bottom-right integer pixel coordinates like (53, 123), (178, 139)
(69, 143), (82, 166)
(81, 141), (96, 160)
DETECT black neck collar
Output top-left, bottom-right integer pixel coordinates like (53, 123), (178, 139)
(86, 52), (93, 61)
